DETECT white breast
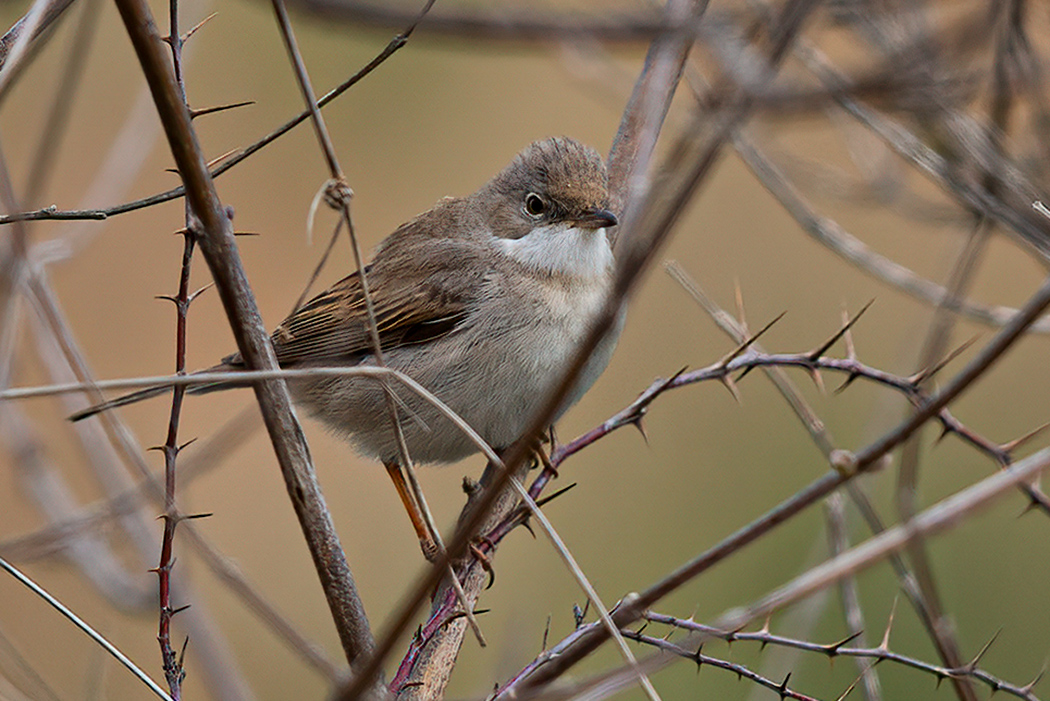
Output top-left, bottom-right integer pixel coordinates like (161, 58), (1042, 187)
(497, 223), (614, 278)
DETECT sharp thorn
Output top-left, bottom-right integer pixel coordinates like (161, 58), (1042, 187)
(967, 628), (1002, 670)
(632, 416), (649, 443)
(721, 374), (742, 404)
(879, 595), (899, 651)
(833, 371), (861, 395)
(809, 300), (874, 360)
(719, 311), (786, 367)
(520, 520), (536, 539)
(911, 334), (979, 386)
(182, 12), (217, 41)
(191, 99), (255, 120)
(1020, 660), (1046, 693)
(1001, 420), (1050, 453)
(841, 304), (858, 361)
(204, 148), (239, 170)
(808, 367), (826, 395)
(825, 629), (864, 656)
(535, 483), (577, 508)
(187, 283), (214, 303)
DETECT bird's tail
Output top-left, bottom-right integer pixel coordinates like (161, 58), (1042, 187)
(69, 365), (236, 422)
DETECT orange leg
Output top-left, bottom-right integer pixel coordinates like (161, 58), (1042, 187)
(384, 462), (438, 561)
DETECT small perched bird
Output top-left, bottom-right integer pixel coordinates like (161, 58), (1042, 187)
(73, 137), (620, 555)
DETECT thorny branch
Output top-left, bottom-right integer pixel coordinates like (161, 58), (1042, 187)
(640, 611), (1045, 701)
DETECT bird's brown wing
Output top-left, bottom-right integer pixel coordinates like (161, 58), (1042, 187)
(223, 234), (485, 368)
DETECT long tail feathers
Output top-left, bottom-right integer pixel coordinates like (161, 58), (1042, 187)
(69, 366), (237, 422)
(69, 385), (174, 421)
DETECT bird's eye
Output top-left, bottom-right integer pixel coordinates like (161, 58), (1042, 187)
(524, 193), (546, 217)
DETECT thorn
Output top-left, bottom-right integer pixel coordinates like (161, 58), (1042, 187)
(187, 283), (214, 304)
(155, 294), (179, 305)
(631, 416), (649, 443)
(185, 512), (213, 521)
(171, 604), (191, 616)
(809, 300), (873, 361)
(520, 520), (536, 539)
(910, 335), (979, 386)
(934, 422), (954, 445)
(833, 371), (861, 395)
(147, 445), (166, 453)
(205, 148), (239, 170)
(1001, 421), (1050, 454)
(654, 367), (687, 396)
(190, 99), (254, 120)
(841, 304), (858, 362)
(693, 643), (704, 670)
(735, 365), (756, 381)
(808, 367), (826, 395)
(720, 374), (742, 404)
(178, 635), (189, 667)
(177, 437), (198, 452)
(182, 12), (217, 41)
(718, 311), (786, 368)
(777, 672), (791, 698)
(233, 231), (260, 237)
(1020, 659), (1046, 693)
(823, 629), (864, 657)
(535, 483), (577, 508)
(541, 614), (551, 651)
(965, 628), (1002, 671)
(879, 596), (899, 651)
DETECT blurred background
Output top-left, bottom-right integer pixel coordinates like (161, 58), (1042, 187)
(1, 1), (1049, 699)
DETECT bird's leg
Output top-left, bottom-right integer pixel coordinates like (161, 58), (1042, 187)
(384, 461), (439, 561)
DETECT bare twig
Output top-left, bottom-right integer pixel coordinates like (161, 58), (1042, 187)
(0, 555), (175, 701)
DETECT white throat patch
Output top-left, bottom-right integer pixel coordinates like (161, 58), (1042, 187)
(498, 223), (614, 278)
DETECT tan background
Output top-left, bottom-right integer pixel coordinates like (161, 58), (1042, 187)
(1, 1), (1049, 699)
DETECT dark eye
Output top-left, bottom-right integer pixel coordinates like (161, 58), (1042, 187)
(524, 193), (547, 217)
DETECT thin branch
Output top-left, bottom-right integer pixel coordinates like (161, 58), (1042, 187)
(0, 555), (175, 701)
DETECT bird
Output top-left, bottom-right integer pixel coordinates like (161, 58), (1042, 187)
(73, 136), (620, 556)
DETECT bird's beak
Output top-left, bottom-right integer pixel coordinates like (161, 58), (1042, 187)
(575, 208), (619, 230)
